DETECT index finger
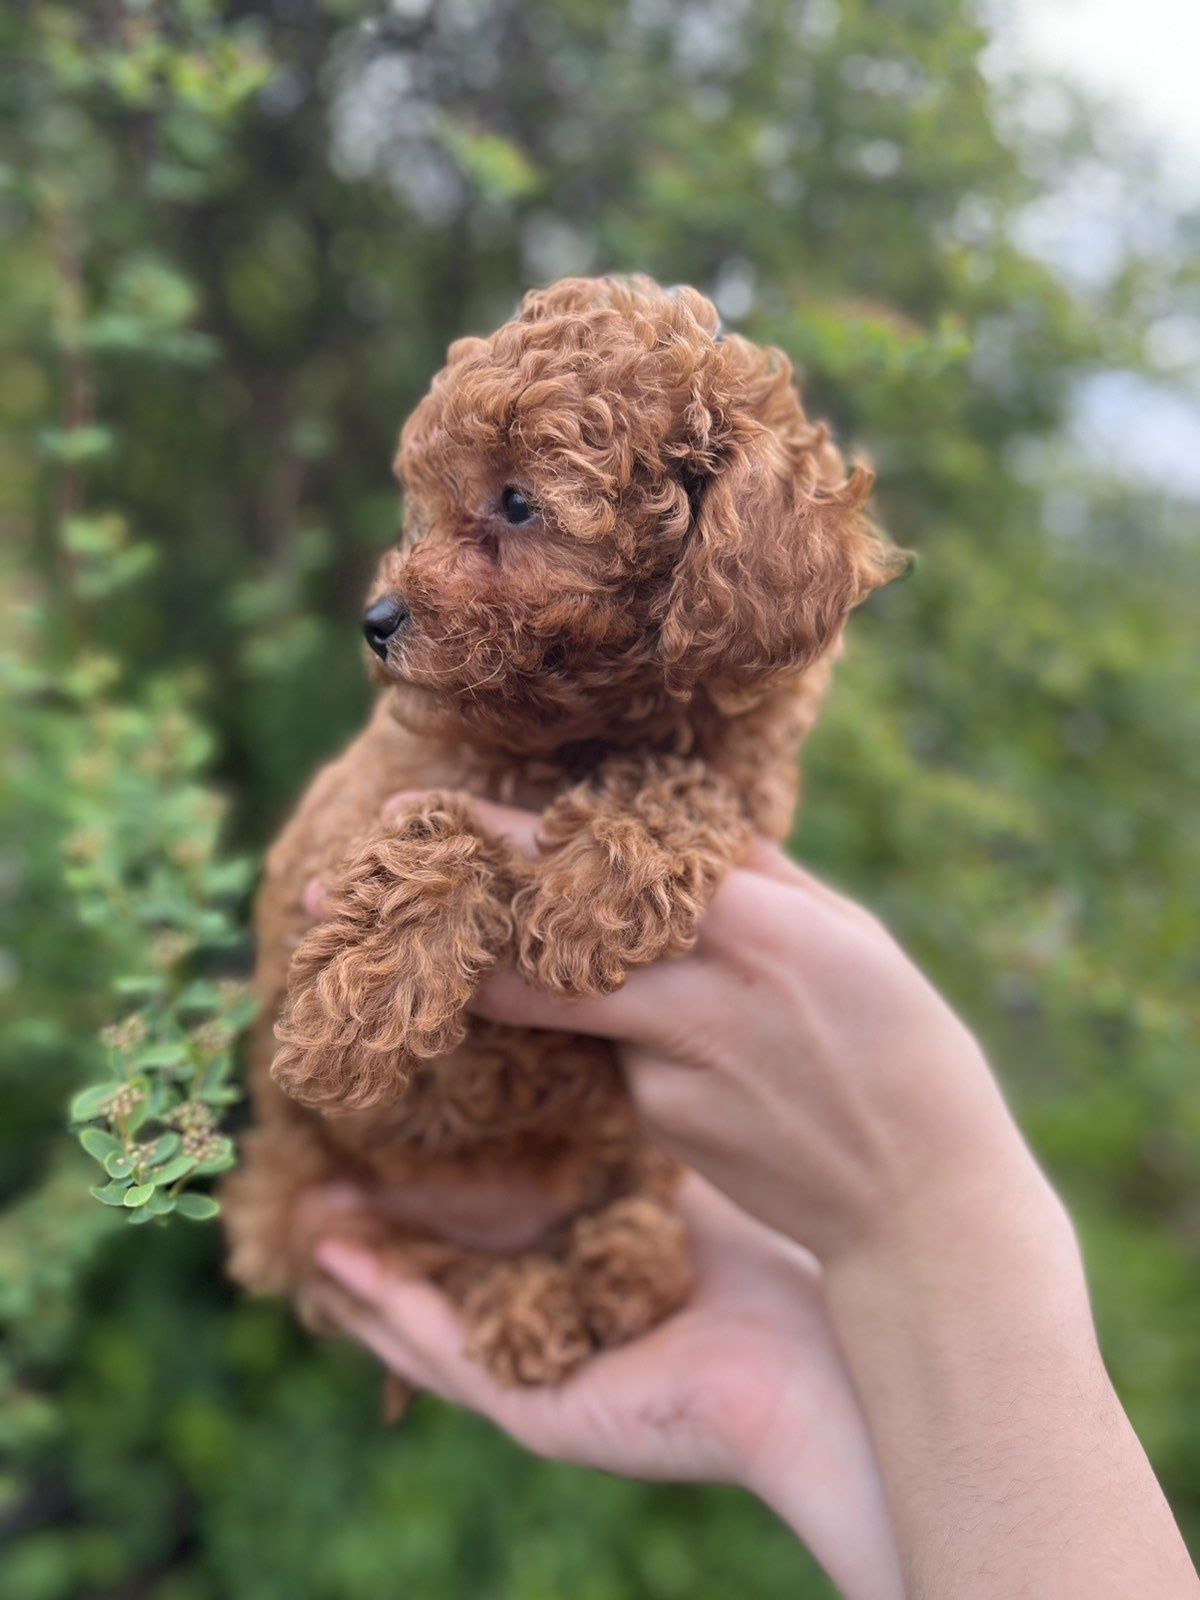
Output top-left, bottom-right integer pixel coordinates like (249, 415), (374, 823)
(385, 789), (839, 907)
(383, 790), (542, 858)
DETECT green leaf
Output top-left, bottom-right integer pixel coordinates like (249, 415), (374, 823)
(104, 1151), (135, 1179)
(198, 1085), (241, 1106)
(124, 1089), (153, 1136)
(176, 980), (221, 1012)
(146, 1154), (196, 1186)
(144, 1079), (174, 1120)
(133, 1042), (190, 1069)
(91, 1181), (132, 1207)
(127, 1207), (155, 1226)
(114, 974), (169, 997)
(437, 117), (540, 201)
(62, 513), (127, 557)
(147, 1190), (176, 1216)
(123, 1184), (155, 1208)
(70, 1084), (116, 1122)
(224, 992), (257, 1028)
(38, 424), (116, 464)
(195, 1150), (236, 1176)
(141, 1132), (181, 1165)
(194, 1136), (235, 1175)
(79, 1127), (123, 1161)
(175, 1193), (220, 1221)
(110, 254), (199, 331)
(203, 858), (255, 897)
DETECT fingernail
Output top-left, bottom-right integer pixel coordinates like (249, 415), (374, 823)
(316, 1240), (383, 1298)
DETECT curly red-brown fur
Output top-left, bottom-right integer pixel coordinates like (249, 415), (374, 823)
(273, 796), (522, 1115)
(223, 275), (899, 1389)
(515, 755), (750, 996)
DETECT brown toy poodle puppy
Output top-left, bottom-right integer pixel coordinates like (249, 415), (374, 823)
(223, 274), (899, 1387)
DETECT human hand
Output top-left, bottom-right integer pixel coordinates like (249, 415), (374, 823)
(364, 796), (1055, 1267)
(309, 1174), (903, 1600)
(301, 799), (1199, 1598)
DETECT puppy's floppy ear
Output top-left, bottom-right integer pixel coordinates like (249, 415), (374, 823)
(656, 423), (901, 702)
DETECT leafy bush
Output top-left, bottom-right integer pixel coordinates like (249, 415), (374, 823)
(2, 1), (1196, 1595)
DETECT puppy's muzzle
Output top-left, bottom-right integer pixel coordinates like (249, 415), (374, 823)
(362, 595), (410, 660)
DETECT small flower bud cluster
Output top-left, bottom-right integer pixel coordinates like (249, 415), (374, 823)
(168, 1098), (216, 1134)
(150, 931), (192, 970)
(190, 1017), (234, 1056)
(101, 1015), (149, 1053)
(182, 1128), (222, 1164)
(103, 1083), (146, 1120)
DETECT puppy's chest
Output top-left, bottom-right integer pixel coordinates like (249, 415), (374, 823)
(320, 1023), (637, 1244)
(310, 1019), (636, 1253)
(338, 1020), (631, 1162)
(276, 723), (571, 941)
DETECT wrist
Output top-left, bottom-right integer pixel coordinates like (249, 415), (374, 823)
(824, 1145), (1102, 1446)
(822, 1080), (1080, 1278)
(828, 1139), (1083, 1305)
(817, 1152), (1200, 1598)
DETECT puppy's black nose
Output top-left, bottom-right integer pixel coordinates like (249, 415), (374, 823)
(362, 596), (409, 659)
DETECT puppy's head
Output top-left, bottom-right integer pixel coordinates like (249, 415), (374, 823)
(367, 275), (900, 748)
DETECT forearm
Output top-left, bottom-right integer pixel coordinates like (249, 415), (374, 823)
(825, 1161), (1199, 1598)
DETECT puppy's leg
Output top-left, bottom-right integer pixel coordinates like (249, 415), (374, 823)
(516, 756), (749, 997)
(447, 1195), (693, 1383)
(451, 1254), (592, 1387)
(222, 1117), (345, 1307)
(567, 1194), (693, 1347)
(271, 795), (521, 1116)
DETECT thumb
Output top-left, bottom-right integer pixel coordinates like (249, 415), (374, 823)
(313, 1240), (572, 1450)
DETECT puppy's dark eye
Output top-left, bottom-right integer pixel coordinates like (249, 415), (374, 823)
(500, 487), (536, 525)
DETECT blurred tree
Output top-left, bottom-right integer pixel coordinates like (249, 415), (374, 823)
(2, 1), (1196, 1595)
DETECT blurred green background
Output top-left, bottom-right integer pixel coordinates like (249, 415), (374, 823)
(2, 1), (1197, 1595)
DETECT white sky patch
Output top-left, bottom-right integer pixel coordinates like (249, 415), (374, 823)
(985, 0), (1200, 505)
(1073, 372), (1200, 501)
(1000, 0), (1200, 203)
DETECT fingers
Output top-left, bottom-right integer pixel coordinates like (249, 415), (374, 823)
(674, 1171), (821, 1292)
(291, 1181), (376, 1252)
(313, 786), (863, 938)
(383, 790), (542, 860)
(301, 794), (545, 924)
(469, 961), (693, 1046)
(299, 787), (879, 1061)
(315, 1239), (474, 1399)
(313, 1240), (567, 1451)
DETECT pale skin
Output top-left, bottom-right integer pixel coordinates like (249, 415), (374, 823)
(306, 797), (1199, 1600)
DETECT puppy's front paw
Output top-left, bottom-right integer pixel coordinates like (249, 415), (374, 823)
(514, 821), (705, 998)
(272, 798), (516, 1114)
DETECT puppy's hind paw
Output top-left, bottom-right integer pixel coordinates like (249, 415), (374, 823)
(460, 1258), (592, 1387)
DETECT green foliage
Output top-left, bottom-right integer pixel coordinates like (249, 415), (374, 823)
(1, 0), (1197, 1594)
(6, 269), (255, 1237)
(52, 643), (254, 1223)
